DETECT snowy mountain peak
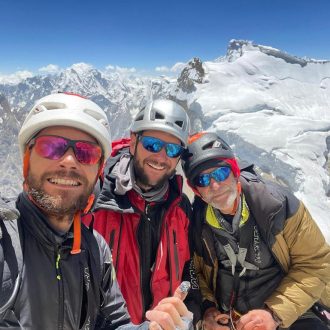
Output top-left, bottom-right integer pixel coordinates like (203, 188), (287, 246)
(68, 62), (95, 75)
(225, 39), (308, 66)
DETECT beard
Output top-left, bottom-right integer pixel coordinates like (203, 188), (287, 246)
(133, 156), (175, 191)
(203, 185), (238, 214)
(26, 170), (94, 216)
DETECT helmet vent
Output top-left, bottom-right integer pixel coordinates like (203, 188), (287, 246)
(41, 102), (66, 110)
(202, 141), (216, 150)
(155, 112), (165, 120)
(135, 111), (144, 121)
(84, 108), (105, 121)
(175, 120), (184, 128)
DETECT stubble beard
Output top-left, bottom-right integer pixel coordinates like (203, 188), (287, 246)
(205, 185), (238, 214)
(26, 170), (94, 217)
(133, 157), (175, 191)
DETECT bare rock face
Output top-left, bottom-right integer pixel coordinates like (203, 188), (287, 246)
(0, 94), (22, 198)
(176, 57), (205, 93)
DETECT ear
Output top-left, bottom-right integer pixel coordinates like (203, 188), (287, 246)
(237, 181), (242, 194)
(130, 132), (137, 156)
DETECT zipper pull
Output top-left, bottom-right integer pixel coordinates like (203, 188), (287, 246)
(55, 253), (61, 280)
(145, 203), (151, 221)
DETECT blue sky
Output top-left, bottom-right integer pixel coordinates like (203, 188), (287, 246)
(1, 0), (330, 75)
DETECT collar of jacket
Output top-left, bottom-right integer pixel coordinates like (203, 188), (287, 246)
(239, 175), (287, 246)
(16, 192), (74, 251)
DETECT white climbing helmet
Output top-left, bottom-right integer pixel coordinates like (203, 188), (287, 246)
(18, 92), (111, 159)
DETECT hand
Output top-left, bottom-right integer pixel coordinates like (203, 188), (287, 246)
(202, 307), (230, 330)
(146, 283), (193, 330)
(236, 309), (279, 330)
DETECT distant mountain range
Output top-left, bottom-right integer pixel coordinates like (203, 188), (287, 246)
(1, 39), (329, 240)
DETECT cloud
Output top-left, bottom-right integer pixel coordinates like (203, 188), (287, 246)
(154, 62), (186, 74)
(155, 66), (170, 72)
(38, 64), (61, 74)
(0, 70), (33, 84)
(170, 62), (186, 72)
(105, 65), (136, 74)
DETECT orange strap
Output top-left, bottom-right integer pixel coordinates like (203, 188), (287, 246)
(83, 194), (95, 214)
(71, 211), (82, 254)
(23, 148), (31, 181)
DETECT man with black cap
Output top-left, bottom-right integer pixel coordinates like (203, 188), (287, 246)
(182, 131), (330, 330)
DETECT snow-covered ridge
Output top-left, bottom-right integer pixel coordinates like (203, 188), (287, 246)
(222, 39), (330, 66)
(170, 40), (330, 241)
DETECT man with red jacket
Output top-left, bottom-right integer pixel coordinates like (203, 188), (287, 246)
(84, 99), (201, 325)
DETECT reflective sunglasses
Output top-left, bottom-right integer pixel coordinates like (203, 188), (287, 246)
(139, 135), (184, 158)
(194, 166), (231, 187)
(29, 135), (103, 165)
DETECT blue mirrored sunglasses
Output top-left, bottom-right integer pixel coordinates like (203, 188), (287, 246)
(139, 135), (184, 158)
(194, 166), (231, 187)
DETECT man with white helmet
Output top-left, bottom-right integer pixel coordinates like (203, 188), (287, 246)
(84, 99), (201, 325)
(0, 93), (193, 329)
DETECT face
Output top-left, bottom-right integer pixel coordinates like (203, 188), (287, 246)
(26, 126), (100, 216)
(196, 167), (239, 214)
(130, 130), (181, 191)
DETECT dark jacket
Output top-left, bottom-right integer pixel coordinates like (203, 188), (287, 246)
(0, 193), (148, 330)
(192, 169), (330, 328)
(83, 144), (201, 325)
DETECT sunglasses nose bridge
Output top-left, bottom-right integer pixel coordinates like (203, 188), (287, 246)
(155, 145), (168, 159)
(209, 174), (225, 189)
(58, 142), (80, 166)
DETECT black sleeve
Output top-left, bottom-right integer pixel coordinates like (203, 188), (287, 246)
(181, 256), (202, 326)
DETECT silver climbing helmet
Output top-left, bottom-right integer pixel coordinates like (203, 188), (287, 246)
(18, 92), (112, 159)
(130, 99), (190, 146)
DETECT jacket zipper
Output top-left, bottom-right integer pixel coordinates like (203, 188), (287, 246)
(137, 203), (149, 321)
(154, 196), (182, 297)
(165, 223), (173, 294)
(55, 248), (64, 330)
(141, 195), (181, 315)
(173, 230), (180, 281)
(148, 207), (166, 309)
(114, 215), (123, 273)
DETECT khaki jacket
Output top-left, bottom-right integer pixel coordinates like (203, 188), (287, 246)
(192, 173), (330, 328)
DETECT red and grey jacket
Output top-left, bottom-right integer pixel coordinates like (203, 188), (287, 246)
(83, 139), (200, 324)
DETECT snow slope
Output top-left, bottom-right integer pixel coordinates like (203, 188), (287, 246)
(171, 40), (330, 241)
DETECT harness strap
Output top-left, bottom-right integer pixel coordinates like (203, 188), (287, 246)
(0, 217), (23, 315)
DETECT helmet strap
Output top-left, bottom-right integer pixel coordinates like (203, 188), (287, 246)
(71, 211), (82, 254)
(133, 133), (140, 156)
(23, 147), (31, 183)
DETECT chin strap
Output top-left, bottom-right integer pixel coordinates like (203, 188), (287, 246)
(70, 194), (95, 255)
(23, 148), (31, 191)
(71, 211), (82, 254)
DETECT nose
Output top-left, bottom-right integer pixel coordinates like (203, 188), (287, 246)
(155, 147), (168, 160)
(209, 178), (222, 190)
(58, 148), (79, 169)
